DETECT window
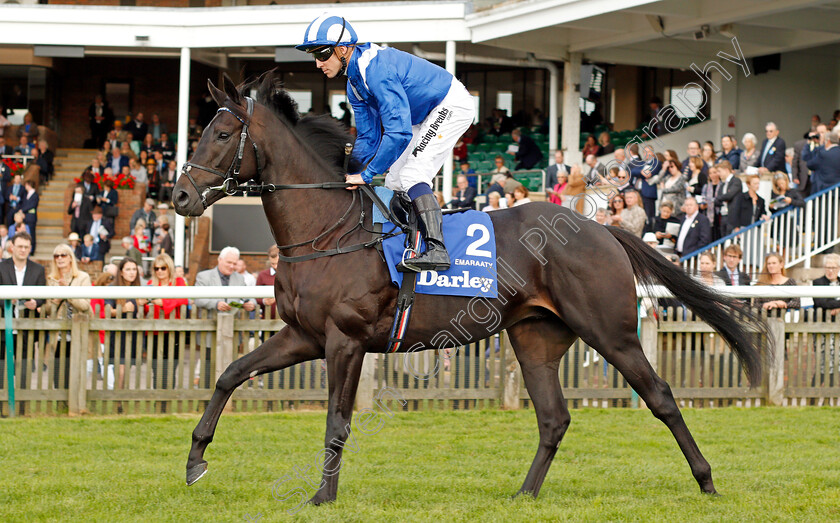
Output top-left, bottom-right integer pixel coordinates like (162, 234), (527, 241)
(669, 86), (705, 119)
(496, 91), (512, 117)
(329, 91), (354, 127)
(286, 90), (313, 115)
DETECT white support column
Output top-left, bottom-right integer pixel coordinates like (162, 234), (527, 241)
(547, 62), (559, 162)
(562, 52), (582, 165)
(709, 70), (738, 147)
(175, 47), (191, 268)
(443, 40), (456, 203)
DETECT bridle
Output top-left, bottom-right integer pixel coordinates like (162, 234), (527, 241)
(181, 96), (264, 208)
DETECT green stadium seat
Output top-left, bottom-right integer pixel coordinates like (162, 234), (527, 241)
(469, 151), (485, 162)
(483, 135), (497, 144)
(477, 143), (492, 153)
(466, 143), (478, 153)
(477, 160), (495, 172)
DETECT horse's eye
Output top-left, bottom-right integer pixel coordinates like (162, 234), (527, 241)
(218, 132), (230, 140)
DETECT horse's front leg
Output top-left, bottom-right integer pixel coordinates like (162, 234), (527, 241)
(186, 326), (323, 485)
(308, 333), (367, 506)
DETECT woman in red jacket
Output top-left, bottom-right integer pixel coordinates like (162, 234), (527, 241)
(145, 252), (188, 398)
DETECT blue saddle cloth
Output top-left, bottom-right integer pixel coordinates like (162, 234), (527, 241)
(373, 187), (498, 299)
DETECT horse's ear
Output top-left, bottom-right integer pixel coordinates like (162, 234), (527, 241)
(207, 79), (226, 107)
(222, 73), (242, 106)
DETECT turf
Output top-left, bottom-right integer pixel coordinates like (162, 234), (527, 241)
(1, 408), (838, 522)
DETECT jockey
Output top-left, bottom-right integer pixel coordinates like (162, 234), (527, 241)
(297, 14), (476, 273)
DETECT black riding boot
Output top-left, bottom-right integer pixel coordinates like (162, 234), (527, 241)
(397, 193), (450, 273)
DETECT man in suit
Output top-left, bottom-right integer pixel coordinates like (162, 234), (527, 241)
(544, 150), (570, 199)
(713, 160), (742, 237)
(108, 147), (129, 174)
(156, 133), (176, 162)
(758, 122), (787, 175)
(803, 131), (840, 194)
(195, 246), (258, 313)
(89, 95), (113, 148)
(792, 136), (812, 197)
(0, 136), (14, 156)
(87, 206), (113, 252)
(510, 128), (543, 170)
(583, 154), (607, 186)
(19, 180), (38, 252)
(130, 199), (157, 239)
(450, 174), (476, 210)
(813, 253), (840, 319)
(5, 173), (23, 226)
(714, 244), (751, 286)
(128, 112), (148, 143)
(675, 196), (711, 257)
(0, 232), (46, 396)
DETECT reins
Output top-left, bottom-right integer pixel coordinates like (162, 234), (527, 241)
(182, 96), (403, 263)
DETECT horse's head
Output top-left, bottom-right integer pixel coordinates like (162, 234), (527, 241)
(173, 74), (265, 216)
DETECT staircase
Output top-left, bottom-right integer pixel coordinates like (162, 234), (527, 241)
(33, 148), (126, 264)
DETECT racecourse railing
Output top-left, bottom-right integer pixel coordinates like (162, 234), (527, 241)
(681, 183), (840, 274)
(1, 285), (838, 416)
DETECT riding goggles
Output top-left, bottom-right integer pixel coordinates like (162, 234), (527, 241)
(310, 46), (335, 62)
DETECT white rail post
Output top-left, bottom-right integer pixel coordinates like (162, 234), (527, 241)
(767, 318), (786, 406)
(215, 312), (235, 411)
(355, 354), (377, 410)
(502, 331), (521, 409)
(804, 200), (813, 269)
(68, 313), (89, 415)
(175, 47), (191, 268)
(442, 40), (456, 204)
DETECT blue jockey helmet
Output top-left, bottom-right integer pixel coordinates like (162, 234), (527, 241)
(296, 14), (358, 51)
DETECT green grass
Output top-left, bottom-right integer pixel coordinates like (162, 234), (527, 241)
(1, 408), (839, 522)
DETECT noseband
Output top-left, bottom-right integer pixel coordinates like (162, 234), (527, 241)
(181, 96), (263, 208)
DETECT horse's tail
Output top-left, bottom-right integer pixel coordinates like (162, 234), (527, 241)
(606, 226), (770, 385)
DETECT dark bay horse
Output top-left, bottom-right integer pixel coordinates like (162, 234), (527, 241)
(173, 72), (770, 505)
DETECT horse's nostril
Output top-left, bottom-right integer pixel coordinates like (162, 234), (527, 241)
(174, 189), (189, 207)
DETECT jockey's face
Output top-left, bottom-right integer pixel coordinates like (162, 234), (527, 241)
(315, 46), (350, 79)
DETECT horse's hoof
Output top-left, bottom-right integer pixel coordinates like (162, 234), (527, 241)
(186, 461), (208, 486)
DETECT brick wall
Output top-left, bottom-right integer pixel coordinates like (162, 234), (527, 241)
(63, 182), (146, 239)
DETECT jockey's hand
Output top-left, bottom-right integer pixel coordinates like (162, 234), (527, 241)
(345, 173), (365, 189)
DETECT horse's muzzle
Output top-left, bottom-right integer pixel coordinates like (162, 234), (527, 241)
(172, 187), (205, 216)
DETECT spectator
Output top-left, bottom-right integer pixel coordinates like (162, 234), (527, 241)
(87, 206), (113, 253)
(0, 224), (9, 258)
(109, 146), (129, 175)
(544, 151), (570, 203)
(685, 157), (707, 196)
(157, 132), (175, 162)
(643, 232), (660, 249)
(106, 129), (120, 152)
(130, 198), (157, 239)
(768, 172), (805, 214)
(695, 252), (725, 286)
(452, 137), (467, 163)
(502, 171), (524, 196)
(16, 113), (39, 140)
(593, 207), (608, 225)
(740, 133), (759, 172)
(67, 186), (88, 236)
(434, 191), (446, 208)
(8, 211), (29, 238)
(14, 136), (33, 156)
(450, 174), (476, 210)
(509, 185), (532, 207)
(132, 221), (151, 257)
(79, 234), (98, 264)
(89, 95), (113, 148)
(560, 165), (586, 213)
(174, 265), (185, 280)
(37, 139), (54, 181)
(758, 122), (787, 175)
(129, 158), (146, 183)
(659, 158), (687, 214)
(509, 128), (542, 170)
(615, 190), (646, 237)
(20, 180), (38, 251)
(236, 259), (257, 286)
(97, 179), (119, 218)
(145, 253), (188, 394)
(128, 112), (148, 144)
(803, 131), (840, 194)
(732, 175), (769, 233)
(122, 236), (143, 267)
(159, 160), (177, 203)
(609, 166), (632, 193)
(256, 245), (279, 318)
(582, 135), (600, 157)
(119, 141), (136, 162)
(715, 244), (751, 286)
(195, 246), (257, 313)
(630, 146), (661, 229)
(0, 136), (13, 156)
(153, 215), (174, 258)
(150, 113), (167, 141)
(547, 170), (568, 206)
(67, 232), (82, 259)
(145, 160), (158, 198)
(714, 160), (742, 237)
(700, 165), (721, 241)
(717, 135), (741, 171)
(813, 254), (840, 318)
(141, 133), (156, 156)
(104, 258), (146, 398)
(597, 131), (614, 155)
(0, 232), (46, 396)
(701, 141), (716, 169)
(80, 168), (100, 204)
(482, 191), (506, 212)
(489, 155), (510, 181)
(652, 200), (680, 251)
(46, 243), (91, 387)
(675, 196), (711, 257)
(607, 193), (626, 226)
(5, 173), (23, 225)
(754, 252), (800, 312)
(681, 141), (708, 180)
(583, 154), (607, 186)
(0, 107), (10, 139)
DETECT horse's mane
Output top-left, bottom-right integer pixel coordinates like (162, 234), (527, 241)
(239, 70), (361, 176)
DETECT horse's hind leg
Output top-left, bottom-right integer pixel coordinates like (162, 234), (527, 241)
(507, 317), (578, 498)
(583, 327), (717, 494)
(186, 326), (323, 486)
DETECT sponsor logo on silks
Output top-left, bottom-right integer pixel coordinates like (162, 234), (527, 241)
(417, 269), (494, 293)
(412, 108), (450, 157)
